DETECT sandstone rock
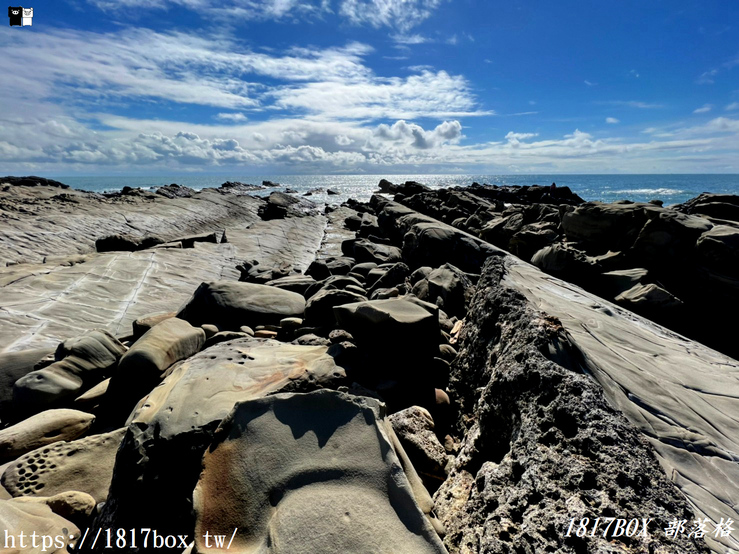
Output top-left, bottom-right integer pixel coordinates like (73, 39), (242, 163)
(13, 330), (126, 415)
(132, 312), (176, 338)
(74, 378), (109, 410)
(200, 324), (219, 339)
(95, 234), (164, 253)
(177, 281), (306, 329)
(264, 274), (318, 296)
(192, 390), (447, 554)
(614, 283), (685, 319)
(93, 338), (347, 545)
(0, 498), (79, 553)
(348, 238), (403, 264)
(696, 225), (739, 272)
(1, 428), (126, 503)
(304, 288), (367, 327)
(598, 267), (650, 297)
(561, 201), (657, 253)
(105, 318), (205, 421)
(204, 330), (250, 348)
(12, 490), (96, 528)
(0, 348), (53, 420)
(0, 409), (95, 464)
(368, 261), (409, 292)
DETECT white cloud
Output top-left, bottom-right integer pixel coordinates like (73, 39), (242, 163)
(446, 35), (458, 45)
(697, 69), (718, 85)
(599, 101), (664, 109)
(216, 113), (249, 122)
(340, 0), (444, 32)
(726, 102), (739, 111)
(505, 132), (538, 142)
(373, 119), (462, 149)
(584, 80), (596, 86)
(606, 117), (620, 124)
(693, 104), (713, 114)
(391, 34), (428, 45)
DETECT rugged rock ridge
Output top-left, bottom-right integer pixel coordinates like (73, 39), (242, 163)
(438, 255), (709, 553)
(2, 178), (737, 554)
(388, 183), (739, 361)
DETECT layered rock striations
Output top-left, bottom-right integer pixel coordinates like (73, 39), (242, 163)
(2, 178), (738, 553)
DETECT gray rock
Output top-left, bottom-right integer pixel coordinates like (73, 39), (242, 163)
(192, 390), (447, 554)
(305, 288), (367, 327)
(390, 406), (448, 489)
(435, 255), (711, 553)
(93, 338), (347, 548)
(13, 330), (126, 415)
(105, 317), (205, 422)
(177, 280), (306, 329)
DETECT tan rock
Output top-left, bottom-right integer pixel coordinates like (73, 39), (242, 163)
(0, 498), (79, 554)
(1, 428), (126, 503)
(12, 490), (96, 527)
(105, 317), (205, 420)
(0, 409), (95, 464)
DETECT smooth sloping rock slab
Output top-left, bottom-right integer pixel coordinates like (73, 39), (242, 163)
(92, 338), (347, 548)
(0, 409), (95, 464)
(193, 390), (447, 554)
(0, 216), (326, 354)
(1, 428), (125, 503)
(504, 256), (739, 553)
(0, 498), (79, 554)
(177, 281), (306, 329)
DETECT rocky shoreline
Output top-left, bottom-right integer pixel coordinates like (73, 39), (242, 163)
(1, 176), (737, 553)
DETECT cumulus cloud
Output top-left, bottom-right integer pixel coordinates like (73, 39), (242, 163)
(606, 117), (620, 124)
(726, 102), (739, 111)
(216, 113), (249, 122)
(374, 120), (462, 149)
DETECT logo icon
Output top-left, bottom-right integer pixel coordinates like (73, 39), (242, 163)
(8, 6), (32, 26)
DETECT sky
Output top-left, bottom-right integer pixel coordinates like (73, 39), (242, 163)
(0, 0), (737, 175)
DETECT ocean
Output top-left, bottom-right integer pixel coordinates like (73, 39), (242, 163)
(49, 174), (739, 207)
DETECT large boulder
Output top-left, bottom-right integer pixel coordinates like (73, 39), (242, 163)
(0, 409), (95, 464)
(104, 318), (204, 422)
(13, 330), (127, 416)
(695, 225), (739, 272)
(177, 280), (306, 329)
(417, 263), (474, 318)
(192, 390), (447, 554)
(304, 289), (367, 327)
(0, 498), (79, 553)
(92, 338), (347, 545)
(390, 406), (448, 490)
(1, 428), (126, 503)
(348, 238), (403, 264)
(561, 201), (657, 253)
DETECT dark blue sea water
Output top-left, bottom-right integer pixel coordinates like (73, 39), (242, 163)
(49, 174), (739, 206)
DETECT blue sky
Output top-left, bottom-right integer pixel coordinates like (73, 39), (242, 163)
(1, 0), (737, 174)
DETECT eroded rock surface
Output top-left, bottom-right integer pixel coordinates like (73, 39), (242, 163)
(92, 338), (347, 550)
(192, 390), (447, 554)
